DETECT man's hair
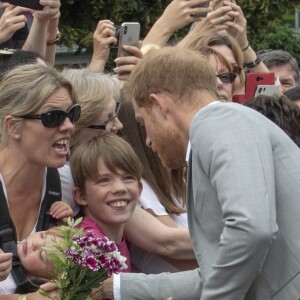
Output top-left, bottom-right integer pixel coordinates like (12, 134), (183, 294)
(123, 46), (218, 108)
(70, 133), (142, 191)
(244, 94), (300, 147)
(259, 50), (300, 85)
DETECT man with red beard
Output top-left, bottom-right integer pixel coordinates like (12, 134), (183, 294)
(101, 46), (300, 300)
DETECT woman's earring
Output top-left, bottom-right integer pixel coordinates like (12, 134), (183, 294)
(14, 134), (20, 139)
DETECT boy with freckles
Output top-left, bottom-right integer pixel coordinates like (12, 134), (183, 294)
(70, 133), (143, 272)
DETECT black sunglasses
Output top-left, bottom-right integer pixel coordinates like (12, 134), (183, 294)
(216, 72), (237, 84)
(87, 102), (121, 130)
(18, 104), (81, 128)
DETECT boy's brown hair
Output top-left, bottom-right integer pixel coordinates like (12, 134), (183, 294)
(70, 133), (142, 191)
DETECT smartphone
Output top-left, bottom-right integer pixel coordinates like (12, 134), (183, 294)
(117, 22), (140, 57)
(245, 72), (276, 100)
(1, 0), (43, 10)
(192, 1), (210, 18)
(233, 72), (276, 104)
(254, 85), (280, 97)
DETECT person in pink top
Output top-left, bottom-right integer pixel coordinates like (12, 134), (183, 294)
(70, 133), (143, 272)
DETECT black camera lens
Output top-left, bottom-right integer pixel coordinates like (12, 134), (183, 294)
(124, 26), (127, 34)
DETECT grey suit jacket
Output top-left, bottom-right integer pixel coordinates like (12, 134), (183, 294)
(120, 102), (300, 299)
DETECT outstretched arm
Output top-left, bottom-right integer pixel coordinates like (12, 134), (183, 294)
(22, 0), (61, 59)
(125, 206), (195, 259)
(44, 11), (60, 65)
(88, 20), (117, 73)
(142, 0), (212, 48)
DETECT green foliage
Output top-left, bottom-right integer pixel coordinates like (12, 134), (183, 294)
(60, 0), (170, 52)
(250, 21), (300, 62)
(59, 0), (300, 62)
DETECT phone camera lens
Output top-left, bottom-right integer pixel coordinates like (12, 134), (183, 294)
(124, 26), (127, 34)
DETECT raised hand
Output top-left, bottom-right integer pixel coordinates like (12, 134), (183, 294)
(89, 20), (118, 72)
(34, 0), (61, 22)
(142, 0), (212, 47)
(114, 44), (143, 81)
(0, 3), (32, 44)
(49, 201), (73, 223)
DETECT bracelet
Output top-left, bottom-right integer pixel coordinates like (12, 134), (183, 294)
(243, 56), (262, 69)
(46, 30), (61, 46)
(18, 295), (27, 300)
(241, 42), (250, 52)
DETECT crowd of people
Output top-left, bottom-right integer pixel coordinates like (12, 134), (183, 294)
(0, 0), (299, 299)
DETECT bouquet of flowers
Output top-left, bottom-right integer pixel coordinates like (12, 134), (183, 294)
(42, 218), (127, 300)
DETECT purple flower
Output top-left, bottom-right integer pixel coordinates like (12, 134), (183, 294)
(86, 256), (100, 271)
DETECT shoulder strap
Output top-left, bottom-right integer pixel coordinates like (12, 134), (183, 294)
(0, 181), (15, 234)
(0, 180), (16, 253)
(0, 181), (33, 292)
(36, 167), (62, 231)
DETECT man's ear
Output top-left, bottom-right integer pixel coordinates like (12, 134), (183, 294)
(4, 115), (21, 140)
(149, 93), (169, 117)
(73, 187), (88, 206)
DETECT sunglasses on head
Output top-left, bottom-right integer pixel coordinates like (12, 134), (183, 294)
(87, 102), (121, 130)
(216, 72), (237, 84)
(18, 104), (81, 128)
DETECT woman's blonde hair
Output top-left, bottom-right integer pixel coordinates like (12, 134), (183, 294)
(61, 68), (121, 138)
(0, 63), (77, 145)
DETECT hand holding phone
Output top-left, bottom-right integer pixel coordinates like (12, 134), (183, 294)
(191, 0), (210, 18)
(1, 0), (43, 10)
(117, 22), (140, 57)
(213, 0), (234, 11)
(245, 72), (275, 100)
(233, 72), (276, 104)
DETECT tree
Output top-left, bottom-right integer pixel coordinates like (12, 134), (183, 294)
(59, 0), (299, 60)
(251, 21), (300, 63)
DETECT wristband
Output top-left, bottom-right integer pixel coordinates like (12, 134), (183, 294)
(47, 30), (61, 46)
(243, 56), (262, 69)
(18, 295), (27, 300)
(241, 42), (250, 52)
